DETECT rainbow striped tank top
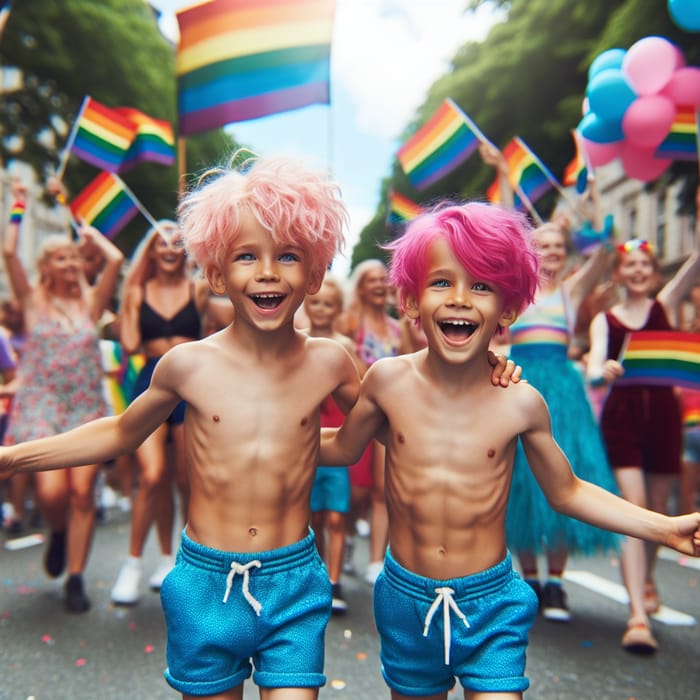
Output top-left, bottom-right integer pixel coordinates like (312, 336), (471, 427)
(510, 288), (570, 348)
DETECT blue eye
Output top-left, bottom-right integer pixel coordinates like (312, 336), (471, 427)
(280, 252), (300, 263)
(431, 279), (450, 288)
(236, 253), (255, 262)
(472, 282), (492, 292)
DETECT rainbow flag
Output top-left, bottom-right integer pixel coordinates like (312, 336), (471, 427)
(617, 331), (700, 390)
(487, 137), (554, 210)
(99, 341), (146, 413)
(176, 0), (335, 136)
(655, 105), (699, 162)
(69, 172), (139, 239)
(114, 107), (175, 172)
(563, 130), (588, 194)
(397, 99), (481, 191)
(388, 191), (424, 225)
(69, 97), (139, 172)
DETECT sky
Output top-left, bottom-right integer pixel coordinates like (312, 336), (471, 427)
(152, 0), (504, 277)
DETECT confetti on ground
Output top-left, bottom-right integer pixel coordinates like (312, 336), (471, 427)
(75, 658), (87, 667)
(356, 652), (367, 661)
(4, 533), (45, 551)
(343, 629), (352, 639)
(41, 634), (53, 644)
(128, 621), (137, 631)
(581, 640), (593, 648)
(330, 679), (346, 690)
(144, 645), (154, 654)
(17, 585), (37, 595)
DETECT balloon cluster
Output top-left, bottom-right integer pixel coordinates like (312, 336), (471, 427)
(578, 36), (700, 182)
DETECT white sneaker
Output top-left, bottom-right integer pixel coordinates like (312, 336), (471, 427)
(149, 555), (175, 591)
(100, 485), (118, 509)
(365, 560), (384, 585)
(355, 518), (370, 538)
(117, 496), (132, 513)
(111, 557), (142, 605)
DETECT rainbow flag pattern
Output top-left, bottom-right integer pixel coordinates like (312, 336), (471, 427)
(115, 107), (175, 172)
(70, 97), (138, 172)
(487, 137), (554, 209)
(397, 99), (481, 191)
(69, 172), (139, 239)
(617, 331), (700, 390)
(563, 130), (588, 194)
(100, 341), (146, 414)
(655, 105), (699, 162)
(388, 191), (424, 225)
(176, 0), (335, 136)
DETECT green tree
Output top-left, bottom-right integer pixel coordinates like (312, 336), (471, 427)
(0, 0), (238, 252)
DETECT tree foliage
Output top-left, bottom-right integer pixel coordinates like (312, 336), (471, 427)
(0, 0), (238, 253)
(354, 0), (699, 268)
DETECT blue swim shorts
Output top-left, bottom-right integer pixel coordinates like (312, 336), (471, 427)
(310, 466), (351, 514)
(373, 549), (538, 696)
(161, 528), (332, 696)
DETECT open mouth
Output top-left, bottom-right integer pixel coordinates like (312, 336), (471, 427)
(251, 293), (285, 310)
(438, 319), (477, 341)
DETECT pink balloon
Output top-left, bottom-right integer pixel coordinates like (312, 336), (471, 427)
(622, 95), (676, 148)
(620, 142), (671, 182)
(661, 66), (700, 109)
(581, 138), (621, 167)
(622, 36), (678, 95)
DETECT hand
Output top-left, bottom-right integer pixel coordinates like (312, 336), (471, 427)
(10, 178), (28, 201)
(601, 359), (623, 384)
(46, 176), (68, 203)
(665, 513), (700, 557)
(479, 142), (505, 170)
(487, 350), (522, 387)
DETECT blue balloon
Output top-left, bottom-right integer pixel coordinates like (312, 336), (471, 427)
(586, 68), (637, 122)
(669, 0), (700, 32)
(578, 112), (624, 144)
(588, 48), (627, 81)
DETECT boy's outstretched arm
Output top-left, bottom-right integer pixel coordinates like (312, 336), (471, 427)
(321, 363), (387, 466)
(520, 390), (700, 557)
(0, 356), (182, 479)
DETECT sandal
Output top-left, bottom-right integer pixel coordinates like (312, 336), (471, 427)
(621, 620), (658, 655)
(644, 581), (661, 614)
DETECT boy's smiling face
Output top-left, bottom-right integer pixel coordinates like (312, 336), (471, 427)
(207, 209), (321, 333)
(405, 238), (516, 363)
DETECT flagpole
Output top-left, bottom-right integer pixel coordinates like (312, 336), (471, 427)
(56, 95), (89, 180)
(177, 136), (187, 198)
(516, 136), (578, 211)
(113, 174), (160, 231)
(514, 183), (544, 225)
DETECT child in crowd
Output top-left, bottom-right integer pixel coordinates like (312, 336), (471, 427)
(319, 201), (700, 698)
(304, 275), (364, 613)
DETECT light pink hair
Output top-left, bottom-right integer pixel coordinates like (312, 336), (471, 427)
(178, 155), (348, 282)
(386, 201), (539, 316)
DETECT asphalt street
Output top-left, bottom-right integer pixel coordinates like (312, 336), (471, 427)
(1, 504), (698, 700)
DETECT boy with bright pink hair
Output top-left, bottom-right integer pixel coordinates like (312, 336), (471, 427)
(320, 201), (700, 699)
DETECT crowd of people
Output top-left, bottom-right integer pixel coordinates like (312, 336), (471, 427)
(1, 153), (699, 699)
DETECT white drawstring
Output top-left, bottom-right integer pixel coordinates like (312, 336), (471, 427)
(222, 560), (263, 615)
(422, 586), (470, 665)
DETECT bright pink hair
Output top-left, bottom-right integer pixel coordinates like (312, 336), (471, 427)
(386, 201), (539, 316)
(178, 155), (348, 282)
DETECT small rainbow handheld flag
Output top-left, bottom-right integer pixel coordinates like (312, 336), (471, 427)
(388, 191), (424, 225)
(563, 130), (588, 194)
(69, 172), (139, 239)
(617, 331), (700, 390)
(397, 99), (482, 191)
(114, 107), (175, 172)
(69, 97), (139, 172)
(176, 0), (335, 136)
(655, 105), (699, 162)
(487, 137), (554, 210)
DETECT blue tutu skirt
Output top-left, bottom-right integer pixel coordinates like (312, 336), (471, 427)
(506, 345), (620, 555)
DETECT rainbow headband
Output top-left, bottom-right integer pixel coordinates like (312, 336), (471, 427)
(616, 239), (655, 255)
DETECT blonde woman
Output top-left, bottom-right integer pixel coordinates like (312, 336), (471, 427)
(2, 180), (124, 613)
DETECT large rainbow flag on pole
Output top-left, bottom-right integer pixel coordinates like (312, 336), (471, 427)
(176, 0), (336, 136)
(655, 105), (699, 162)
(114, 107), (176, 172)
(616, 331), (700, 390)
(64, 97), (139, 173)
(387, 191), (424, 226)
(69, 172), (140, 239)
(397, 98), (482, 191)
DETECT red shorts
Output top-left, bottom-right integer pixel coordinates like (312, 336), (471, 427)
(349, 443), (374, 489)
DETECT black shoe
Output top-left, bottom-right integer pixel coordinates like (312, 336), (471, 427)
(6, 519), (24, 537)
(524, 579), (542, 609)
(541, 582), (571, 622)
(65, 574), (91, 614)
(331, 583), (347, 614)
(44, 530), (67, 578)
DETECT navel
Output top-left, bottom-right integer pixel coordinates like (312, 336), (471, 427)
(249, 527), (258, 537)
